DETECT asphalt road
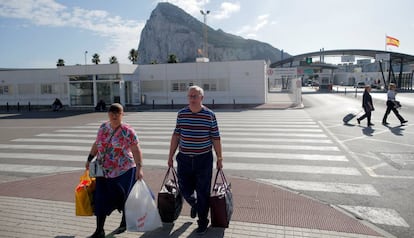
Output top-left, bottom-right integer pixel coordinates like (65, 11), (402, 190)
(302, 87), (414, 238)
(0, 88), (413, 237)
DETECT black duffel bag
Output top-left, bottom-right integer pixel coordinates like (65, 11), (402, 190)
(157, 167), (183, 223)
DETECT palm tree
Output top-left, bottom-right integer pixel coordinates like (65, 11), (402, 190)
(92, 53), (100, 64)
(56, 58), (65, 66)
(128, 49), (138, 64)
(109, 56), (118, 64)
(167, 54), (178, 63)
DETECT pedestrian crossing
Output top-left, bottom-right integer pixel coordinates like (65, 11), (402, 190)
(0, 110), (409, 228)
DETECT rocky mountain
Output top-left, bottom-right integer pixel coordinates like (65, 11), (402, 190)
(137, 2), (290, 64)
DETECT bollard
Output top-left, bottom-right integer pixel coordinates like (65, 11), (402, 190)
(233, 99), (236, 109)
(28, 102), (31, 111)
(17, 102), (20, 112)
(152, 100), (155, 110)
(345, 88), (347, 95)
(355, 88), (357, 98)
(6, 102), (9, 112)
(212, 99), (215, 109)
(171, 99), (174, 109)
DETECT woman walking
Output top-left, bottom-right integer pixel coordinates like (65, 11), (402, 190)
(382, 83), (408, 126)
(86, 103), (144, 238)
(357, 85), (375, 127)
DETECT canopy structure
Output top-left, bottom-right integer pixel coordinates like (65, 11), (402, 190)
(270, 49), (414, 89)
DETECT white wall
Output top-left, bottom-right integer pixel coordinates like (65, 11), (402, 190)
(0, 61), (268, 107)
(139, 60), (267, 105)
(0, 69), (66, 106)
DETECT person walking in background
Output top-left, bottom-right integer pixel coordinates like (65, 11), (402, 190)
(52, 98), (63, 111)
(357, 85), (375, 127)
(382, 83), (408, 126)
(167, 85), (223, 235)
(86, 103), (144, 238)
(95, 99), (106, 111)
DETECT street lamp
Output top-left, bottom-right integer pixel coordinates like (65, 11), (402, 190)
(84, 51), (88, 65)
(200, 10), (210, 58)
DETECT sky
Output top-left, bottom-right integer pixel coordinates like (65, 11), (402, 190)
(0, 0), (413, 68)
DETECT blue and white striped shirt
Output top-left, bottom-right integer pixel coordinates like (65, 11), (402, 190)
(174, 106), (220, 155)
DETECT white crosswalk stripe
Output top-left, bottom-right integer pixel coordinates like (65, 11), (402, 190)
(0, 110), (409, 228)
(0, 164), (80, 173)
(338, 205), (410, 227)
(259, 179), (380, 196)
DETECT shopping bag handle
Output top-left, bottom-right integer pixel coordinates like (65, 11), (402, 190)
(160, 167), (180, 192)
(212, 169), (230, 191)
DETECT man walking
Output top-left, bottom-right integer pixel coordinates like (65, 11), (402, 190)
(168, 85), (223, 235)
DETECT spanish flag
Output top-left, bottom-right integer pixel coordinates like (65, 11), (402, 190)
(386, 35), (400, 47)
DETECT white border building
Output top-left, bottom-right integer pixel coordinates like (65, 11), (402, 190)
(0, 60), (302, 110)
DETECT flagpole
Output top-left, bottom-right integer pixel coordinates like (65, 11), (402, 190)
(385, 34), (387, 51)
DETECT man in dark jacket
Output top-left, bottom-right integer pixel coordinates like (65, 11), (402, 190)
(357, 85), (374, 127)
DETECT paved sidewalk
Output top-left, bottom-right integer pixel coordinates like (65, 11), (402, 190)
(0, 168), (391, 238)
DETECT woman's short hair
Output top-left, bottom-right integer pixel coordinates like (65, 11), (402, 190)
(108, 103), (123, 113)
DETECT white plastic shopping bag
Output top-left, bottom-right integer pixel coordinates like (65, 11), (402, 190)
(125, 179), (162, 232)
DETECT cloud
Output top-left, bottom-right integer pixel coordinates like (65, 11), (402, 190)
(213, 2), (240, 20)
(236, 14), (270, 39)
(159, 0), (240, 20)
(160, 0), (208, 16)
(0, 0), (143, 63)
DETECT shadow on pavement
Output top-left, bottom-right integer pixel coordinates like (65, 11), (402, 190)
(362, 126), (375, 136)
(383, 124), (405, 136)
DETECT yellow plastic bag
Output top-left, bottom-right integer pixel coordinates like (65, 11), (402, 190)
(75, 170), (96, 216)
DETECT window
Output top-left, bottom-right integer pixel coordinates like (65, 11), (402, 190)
(172, 83), (179, 92)
(201, 79), (219, 91)
(96, 74), (120, 81)
(179, 83), (186, 91)
(141, 80), (164, 92)
(0, 85), (8, 94)
(69, 75), (92, 81)
(41, 84), (52, 94)
(210, 84), (217, 91)
(18, 84), (35, 94)
(171, 81), (195, 92)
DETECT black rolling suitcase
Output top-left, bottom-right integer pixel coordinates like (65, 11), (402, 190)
(342, 110), (362, 124)
(342, 113), (356, 124)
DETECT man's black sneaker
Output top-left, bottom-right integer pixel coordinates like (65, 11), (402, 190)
(112, 225), (126, 234)
(196, 224), (208, 235)
(88, 230), (105, 238)
(401, 120), (408, 125)
(196, 219), (209, 235)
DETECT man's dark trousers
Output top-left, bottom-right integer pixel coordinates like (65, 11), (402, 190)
(176, 151), (213, 225)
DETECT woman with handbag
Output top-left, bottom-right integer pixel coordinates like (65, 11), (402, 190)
(85, 103), (144, 238)
(382, 83), (408, 126)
